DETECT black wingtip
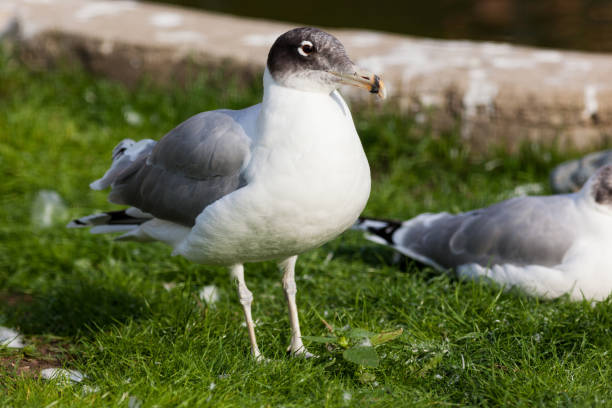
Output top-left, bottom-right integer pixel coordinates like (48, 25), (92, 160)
(66, 219), (87, 228)
(67, 209), (149, 229)
(358, 216), (403, 245)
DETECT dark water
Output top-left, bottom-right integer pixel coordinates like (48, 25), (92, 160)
(152, 0), (612, 53)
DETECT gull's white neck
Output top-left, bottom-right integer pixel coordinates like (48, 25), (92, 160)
(254, 69), (352, 147)
(262, 68), (337, 102)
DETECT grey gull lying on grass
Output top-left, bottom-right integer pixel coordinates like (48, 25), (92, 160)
(69, 27), (386, 360)
(354, 165), (612, 301)
(550, 150), (612, 193)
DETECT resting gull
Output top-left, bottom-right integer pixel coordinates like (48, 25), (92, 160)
(354, 165), (612, 301)
(69, 27), (386, 360)
(550, 150), (612, 193)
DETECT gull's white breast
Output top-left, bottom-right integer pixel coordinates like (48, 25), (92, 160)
(176, 75), (371, 265)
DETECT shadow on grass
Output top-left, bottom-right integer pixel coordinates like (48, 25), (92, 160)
(331, 238), (443, 280)
(331, 237), (398, 267)
(0, 280), (147, 337)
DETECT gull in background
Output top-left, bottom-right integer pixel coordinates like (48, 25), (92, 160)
(550, 150), (612, 193)
(355, 165), (612, 301)
(69, 27), (386, 360)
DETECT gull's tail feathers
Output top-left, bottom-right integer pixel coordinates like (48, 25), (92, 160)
(67, 208), (154, 240)
(353, 215), (448, 272)
(90, 138), (156, 191)
(353, 216), (404, 246)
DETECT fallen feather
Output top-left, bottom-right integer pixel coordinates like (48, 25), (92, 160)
(128, 396), (143, 408)
(199, 285), (220, 305)
(40, 368), (85, 384)
(31, 190), (68, 228)
(162, 282), (177, 291)
(498, 183), (543, 200)
(0, 326), (25, 348)
(82, 384), (101, 394)
(123, 107), (143, 126)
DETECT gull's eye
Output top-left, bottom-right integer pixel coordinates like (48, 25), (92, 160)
(297, 40), (314, 57)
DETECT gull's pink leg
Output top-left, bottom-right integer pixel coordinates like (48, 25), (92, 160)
(230, 264), (262, 360)
(279, 256), (315, 358)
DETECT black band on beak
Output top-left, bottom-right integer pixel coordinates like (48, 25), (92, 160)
(370, 75), (383, 95)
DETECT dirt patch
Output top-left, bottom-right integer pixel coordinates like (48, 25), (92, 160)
(1, 291), (75, 379)
(1, 335), (75, 378)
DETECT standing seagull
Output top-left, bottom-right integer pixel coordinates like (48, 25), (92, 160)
(355, 165), (612, 301)
(69, 27), (385, 360)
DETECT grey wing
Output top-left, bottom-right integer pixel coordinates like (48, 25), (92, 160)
(99, 110), (252, 226)
(396, 196), (579, 269)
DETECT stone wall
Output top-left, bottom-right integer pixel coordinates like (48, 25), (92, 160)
(2, 0), (611, 150)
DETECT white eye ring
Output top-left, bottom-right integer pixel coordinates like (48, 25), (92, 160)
(298, 40), (314, 57)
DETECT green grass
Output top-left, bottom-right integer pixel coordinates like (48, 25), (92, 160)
(1, 46), (611, 407)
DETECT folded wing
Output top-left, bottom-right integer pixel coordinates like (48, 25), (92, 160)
(393, 196), (579, 269)
(95, 110), (252, 226)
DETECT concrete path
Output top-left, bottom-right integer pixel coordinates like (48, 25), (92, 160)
(2, 0), (611, 150)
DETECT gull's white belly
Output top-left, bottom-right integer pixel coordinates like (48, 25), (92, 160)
(176, 86), (371, 265)
(177, 144), (370, 264)
(182, 161), (369, 264)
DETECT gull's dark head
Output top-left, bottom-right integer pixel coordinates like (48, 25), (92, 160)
(267, 27), (385, 98)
